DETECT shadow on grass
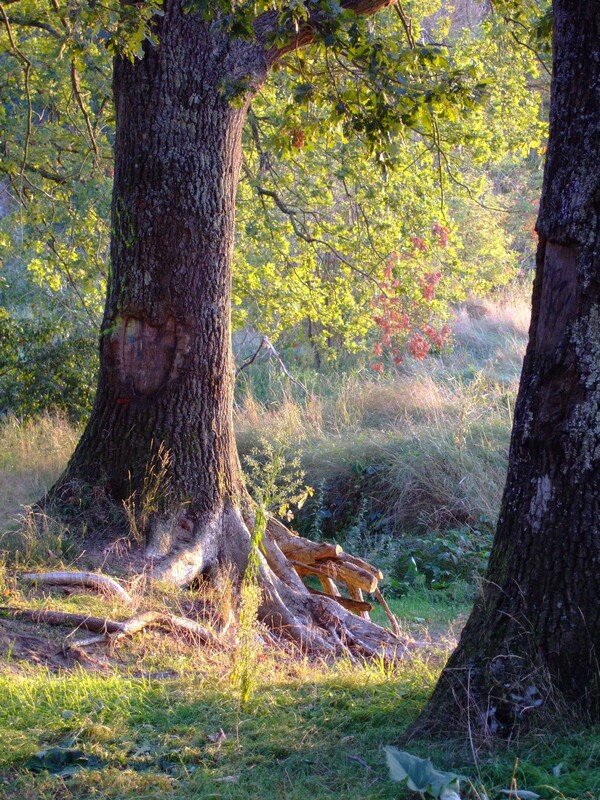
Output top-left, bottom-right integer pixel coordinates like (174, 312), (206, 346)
(0, 667), (599, 799)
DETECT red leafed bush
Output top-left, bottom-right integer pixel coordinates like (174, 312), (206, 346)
(369, 243), (452, 372)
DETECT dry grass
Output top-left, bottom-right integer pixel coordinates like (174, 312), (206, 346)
(0, 414), (78, 529)
(235, 289), (530, 537)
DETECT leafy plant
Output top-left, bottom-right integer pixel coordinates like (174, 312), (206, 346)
(385, 747), (463, 799)
(391, 527), (492, 595)
(234, 437), (313, 704)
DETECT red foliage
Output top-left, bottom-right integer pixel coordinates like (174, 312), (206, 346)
(410, 235), (427, 252)
(420, 271), (442, 301)
(432, 221), (449, 248)
(407, 333), (430, 359)
(369, 248), (451, 373)
(289, 128), (306, 149)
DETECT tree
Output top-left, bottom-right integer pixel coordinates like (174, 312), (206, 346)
(31, 0), (427, 657)
(413, 0), (600, 734)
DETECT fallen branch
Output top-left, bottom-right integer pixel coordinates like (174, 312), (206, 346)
(339, 554), (383, 581)
(21, 571), (133, 605)
(268, 519), (399, 634)
(0, 607), (219, 646)
(374, 588), (402, 639)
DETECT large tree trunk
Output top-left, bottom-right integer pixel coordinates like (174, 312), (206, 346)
(48, 0), (403, 659)
(53, 1), (265, 584)
(412, 0), (600, 736)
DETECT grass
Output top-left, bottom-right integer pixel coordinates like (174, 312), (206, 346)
(0, 289), (530, 542)
(0, 652), (599, 799)
(0, 413), (78, 525)
(234, 288), (530, 545)
(0, 658), (432, 799)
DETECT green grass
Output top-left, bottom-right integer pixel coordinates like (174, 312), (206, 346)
(0, 657), (599, 800)
(382, 587), (471, 631)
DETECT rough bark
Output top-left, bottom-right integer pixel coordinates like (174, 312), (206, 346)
(46, 0), (404, 659)
(49, 1), (267, 583)
(412, 0), (600, 736)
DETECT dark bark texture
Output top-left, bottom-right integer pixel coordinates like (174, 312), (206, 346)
(414, 1), (600, 736)
(68, 3), (268, 498)
(48, 0), (404, 658)
(54, 2), (269, 574)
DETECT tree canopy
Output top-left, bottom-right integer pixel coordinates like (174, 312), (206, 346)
(1, 0), (548, 418)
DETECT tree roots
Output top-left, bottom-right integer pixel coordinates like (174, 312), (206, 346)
(15, 504), (410, 663)
(22, 571), (133, 605)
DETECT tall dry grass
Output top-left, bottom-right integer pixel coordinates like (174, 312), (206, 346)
(0, 414), (78, 528)
(235, 288), (530, 537)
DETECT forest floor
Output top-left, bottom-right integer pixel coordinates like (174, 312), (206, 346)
(1, 288), (599, 799)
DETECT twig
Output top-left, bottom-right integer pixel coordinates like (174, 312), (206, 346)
(0, 607), (220, 646)
(70, 60), (99, 161)
(263, 336), (308, 393)
(0, 2), (33, 194)
(236, 335), (308, 394)
(236, 336), (267, 375)
(394, 2), (415, 48)
(5, 14), (62, 38)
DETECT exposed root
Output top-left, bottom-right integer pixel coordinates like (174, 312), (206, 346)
(0, 607), (219, 647)
(21, 571), (133, 605)
(128, 504), (407, 660)
(24, 499), (406, 663)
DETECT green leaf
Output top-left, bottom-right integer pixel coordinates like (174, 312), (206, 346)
(385, 747), (462, 799)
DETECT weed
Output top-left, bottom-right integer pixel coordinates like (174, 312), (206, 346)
(1, 506), (75, 567)
(123, 442), (174, 543)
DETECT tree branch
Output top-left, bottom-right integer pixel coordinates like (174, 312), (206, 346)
(256, 0), (396, 66)
(236, 334), (308, 394)
(243, 165), (390, 295)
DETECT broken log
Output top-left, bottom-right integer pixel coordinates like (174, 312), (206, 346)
(291, 559), (378, 594)
(308, 588), (373, 615)
(268, 520), (342, 564)
(347, 585), (370, 621)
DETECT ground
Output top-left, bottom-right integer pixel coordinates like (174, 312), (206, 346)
(0, 591), (599, 800)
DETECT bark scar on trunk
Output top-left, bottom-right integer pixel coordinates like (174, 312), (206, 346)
(109, 313), (190, 396)
(535, 241), (579, 355)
